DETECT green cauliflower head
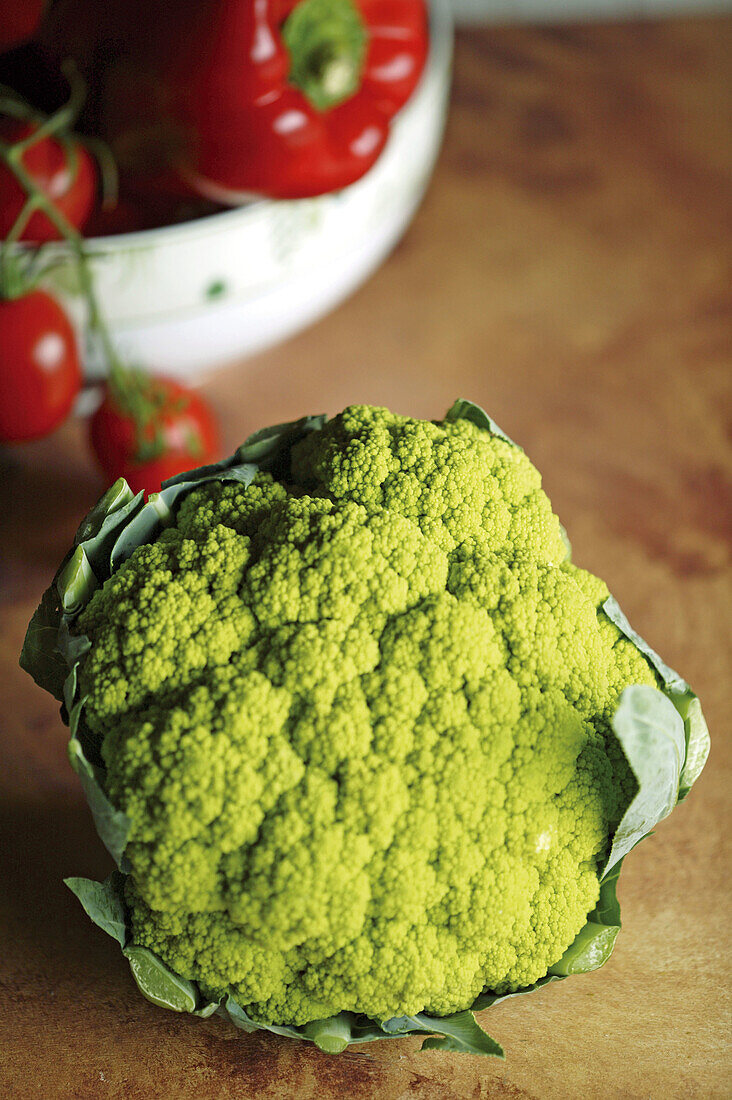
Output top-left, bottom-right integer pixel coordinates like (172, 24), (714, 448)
(75, 405), (658, 1025)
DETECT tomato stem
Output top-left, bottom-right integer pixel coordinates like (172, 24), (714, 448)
(80, 135), (119, 210)
(1, 138), (122, 362)
(0, 64), (85, 151)
(4, 196), (35, 246)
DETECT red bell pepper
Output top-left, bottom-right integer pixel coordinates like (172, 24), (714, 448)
(42, 0), (428, 201)
(157, 0), (429, 200)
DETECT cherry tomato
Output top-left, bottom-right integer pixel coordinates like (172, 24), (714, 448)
(0, 290), (82, 442)
(89, 375), (220, 495)
(0, 119), (96, 242)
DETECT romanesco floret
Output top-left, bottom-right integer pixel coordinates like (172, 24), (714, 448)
(75, 405), (658, 1025)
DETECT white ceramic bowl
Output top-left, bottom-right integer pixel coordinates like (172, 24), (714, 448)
(46, 0), (452, 381)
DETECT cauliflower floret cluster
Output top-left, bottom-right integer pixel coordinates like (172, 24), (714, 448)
(76, 406), (657, 1024)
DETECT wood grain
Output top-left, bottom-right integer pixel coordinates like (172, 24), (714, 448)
(1, 17), (731, 1100)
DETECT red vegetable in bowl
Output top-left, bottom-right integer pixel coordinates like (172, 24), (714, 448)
(0, 289), (81, 442)
(175, 0), (430, 200)
(44, 0), (429, 201)
(90, 372), (220, 495)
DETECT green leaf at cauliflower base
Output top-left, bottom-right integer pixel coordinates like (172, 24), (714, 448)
(68, 734), (130, 871)
(602, 595), (710, 801)
(604, 685), (686, 875)
(674, 694), (710, 801)
(124, 947), (201, 1014)
(19, 479), (144, 699)
(382, 1012), (504, 1056)
(444, 398), (516, 446)
(234, 415), (327, 468)
(223, 996), (319, 1041)
(301, 1015), (355, 1054)
(226, 1000), (507, 1055)
(593, 858), (623, 928)
(224, 997), (504, 1053)
(65, 873), (128, 948)
(57, 546), (99, 615)
(73, 478), (138, 547)
(66, 481), (145, 591)
(223, 999), (369, 1048)
(548, 921), (619, 976)
(19, 585), (67, 700)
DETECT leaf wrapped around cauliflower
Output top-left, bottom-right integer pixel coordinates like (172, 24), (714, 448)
(20, 400), (708, 1056)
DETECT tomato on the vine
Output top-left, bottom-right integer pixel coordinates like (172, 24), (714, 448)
(0, 289), (82, 442)
(89, 374), (220, 495)
(0, 119), (96, 242)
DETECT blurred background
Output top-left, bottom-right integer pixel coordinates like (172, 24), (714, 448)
(2, 1), (730, 1097)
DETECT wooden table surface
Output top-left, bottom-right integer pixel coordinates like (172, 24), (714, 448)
(2, 16), (731, 1100)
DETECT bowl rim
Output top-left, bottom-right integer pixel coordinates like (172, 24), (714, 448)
(67, 0), (452, 254)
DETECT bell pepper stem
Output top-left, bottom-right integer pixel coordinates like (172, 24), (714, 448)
(316, 51), (355, 101)
(283, 0), (367, 112)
